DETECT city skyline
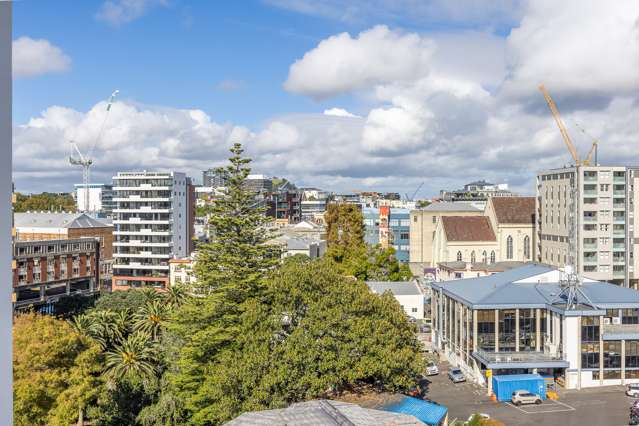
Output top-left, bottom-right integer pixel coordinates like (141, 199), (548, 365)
(13, 1), (639, 198)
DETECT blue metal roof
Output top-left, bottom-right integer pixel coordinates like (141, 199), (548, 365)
(432, 264), (639, 311)
(493, 373), (544, 383)
(383, 396), (448, 426)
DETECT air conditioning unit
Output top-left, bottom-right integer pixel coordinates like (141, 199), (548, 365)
(604, 318), (611, 325)
(613, 317), (622, 325)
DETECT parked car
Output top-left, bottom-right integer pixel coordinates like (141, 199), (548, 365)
(627, 384), (639, 397)
(511, 390), (542, 406)
(425, 363), (439, 376)
(448, 368), (466, 383)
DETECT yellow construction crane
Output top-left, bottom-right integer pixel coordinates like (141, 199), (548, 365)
(573, 121), (599, 166)
(539, 84), (580, 166)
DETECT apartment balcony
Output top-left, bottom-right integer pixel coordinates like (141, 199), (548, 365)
(472, 349), (568, 369)
(614, 270), (626, 278)
(113, 208), (171, 214)
(113, 252), (171, 259)
(583, 216), (598, 222)
(614, 216), (626, 223)
(583, 243), (597, 249)
(584, 175), (598, 182)
(113, 186), (170, 191)
(613, 203), (626, 210)
(113, 219), (171, 225)
(583, 257), (598, 264)
(113, 230), (171, 236)
(614, 176), (626, 183)
(113, 241), (172, 247)
(584, 190), (598, 196)
(113, 263), (169, 270)
(614, 190), (626, 196)
(613, 229), (625, 236)
(112, 197), (171, 202)
(613, 257), (626, 264)
(613, 244), (626, 251)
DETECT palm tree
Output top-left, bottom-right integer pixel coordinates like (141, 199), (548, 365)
(164, 285), (188, 308)
(140, 287), (163, 304)
(133, 300), (168, 341)
(104, 332), (156, 383)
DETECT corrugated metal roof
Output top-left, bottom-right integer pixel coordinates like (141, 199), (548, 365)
(226, 400), (424, 425)
(14, 212), (111, 229)
(383, 396), (447, 426)
(366, 281), (423, 296)
(421, 202), (481, 212)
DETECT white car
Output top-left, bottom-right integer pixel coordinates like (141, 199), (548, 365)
(425, 363), (439, 376)
(511, 390), (542, 406)
(627, 384), (639, 397)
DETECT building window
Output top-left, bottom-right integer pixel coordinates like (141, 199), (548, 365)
(603, 341), (622, 369)
(490, 251), (496, 264)
(499, 310), (517, 352)
(477, 310), (495, 351)
(482, 251), (487, 263)
(470, 251), (476, 263)
(523, 236), (530, 260)
(623, 309), (639, 324)
(581, 316), (600, 369)
(432, 216), (436, 224)
(457, 251), (462, 262)
(627, 341), (639, 368)
(411, 308), (418, 313)
(519, 309), (536, 351)
(506, 235), (513, 259)
(413, 215), (417, 223)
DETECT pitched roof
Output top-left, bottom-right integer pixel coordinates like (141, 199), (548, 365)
(441, 216), (496, 242)
(366, 281), (423, 296)
(226, 399), (424, 426)
(14, 212), (111, 229)
(490, 197), (535, 224)
(421, 202), (481, 212)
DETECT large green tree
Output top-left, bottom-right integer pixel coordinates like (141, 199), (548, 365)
(14, 192), (76, 213)
(179, 258), (424, 425)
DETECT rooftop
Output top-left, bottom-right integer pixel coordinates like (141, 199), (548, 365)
(14, 212), (112, 229)
(366, 281), (423, 296)
(432, 263), (639, 312)
(420, 202), (481, 212)
(490, 196), (535, 225)
(438, 261), (526, 272)
(441, 216), (496, 242)
(226, 399), (424, 426)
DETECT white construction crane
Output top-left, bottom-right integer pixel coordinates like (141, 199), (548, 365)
(69, 90), (119, 212)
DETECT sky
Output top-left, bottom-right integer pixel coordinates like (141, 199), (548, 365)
(12, 0), (639, 197)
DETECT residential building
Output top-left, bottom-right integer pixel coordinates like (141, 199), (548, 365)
(363, 207), (411, 262)
(14, 212), (114, 290)
(266, 189), (301, 224)
(202, 168), (227, 187)
(536, 166), (634, 285)
(410, 202), (483, 267)
(13, 237), (100, 311)
(74, 183), (115, 217)
(168, 256), (196, 289)
(366, 280), (425, 319)
(439, 180), (515, 202)
(244, 174), (272, 193)
(431, 263), (639, 390)
(270, 235), (326, 259)
(111, 171), (194, 290)
(300, 188), (330, 220)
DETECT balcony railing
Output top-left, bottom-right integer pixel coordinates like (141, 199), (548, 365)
(473, 349), (565, 364)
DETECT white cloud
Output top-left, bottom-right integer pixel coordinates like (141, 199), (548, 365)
(96, 0), (167, 26)
(284, 25), (435, 99)
(504, 0), (639, 97)
(12, 37), (71, 78)
(323, 108), (360, 118)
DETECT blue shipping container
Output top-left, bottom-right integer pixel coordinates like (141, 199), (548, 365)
(492, 374), (546, 402)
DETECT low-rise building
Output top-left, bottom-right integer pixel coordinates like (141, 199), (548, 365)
(366, 281), (425, 320)
(440, 180), (515, 202)
(364, 207), (411, 262)
(431, 263), (639, 390)
(13, 237), (100, 311)
(168, 256), (196, 288)
(436, 261), (526, 281)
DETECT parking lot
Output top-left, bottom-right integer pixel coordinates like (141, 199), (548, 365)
(425, 362), (636, 425)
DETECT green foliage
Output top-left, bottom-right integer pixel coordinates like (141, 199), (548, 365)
(94, 290), (148, 313)
(13, 313), (104, 426)
(14, 192), (76, 213)
(175, 259), (425, 424)
(365, 245), (413, 281)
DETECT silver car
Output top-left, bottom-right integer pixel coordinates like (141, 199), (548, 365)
(511, 390), (542, 406)
(448, 368), (466, 383)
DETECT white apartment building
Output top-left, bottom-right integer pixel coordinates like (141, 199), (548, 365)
(74, 183), (115, 216)
(300, 188), (329, 220)
(537, 166), (637, 286)
(366, 281), (425, 320)
(112, 171), (192, 290)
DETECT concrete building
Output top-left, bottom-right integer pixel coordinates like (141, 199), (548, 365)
(363, 207), (411, 263)
(14, 212), (114, 290)
(202, 168), (227, 188)
(440, 180), (515, 202)
(300, 188), (330, 221)
(74, 183), (115, 217)
(168, 256), (196, 289)
(266, 189), (301, 224)
(13, 237), (100, 311)
(537, 166), (635, 285)
(410, 202), (483, 267)
(244, 174), (272, 193)
(111, 171), (194, 290)
(270, 235), (327, 259)
(366, 281), (425, 320)
(431, 264), (639, 390)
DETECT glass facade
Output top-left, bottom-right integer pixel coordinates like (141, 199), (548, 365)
(627, 341), (639, 368)
(581, 316), (600, 369)
(477, 310), (495, 351)
(499, 310), (516, 352)
(604, 341), (622, 369)
(519, 309), (536, 351)
(623, 309), (639, 324)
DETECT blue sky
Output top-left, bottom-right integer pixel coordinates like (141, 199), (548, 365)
(12, 1), (639, 196)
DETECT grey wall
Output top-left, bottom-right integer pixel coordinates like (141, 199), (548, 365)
(0, 2), (12, 424)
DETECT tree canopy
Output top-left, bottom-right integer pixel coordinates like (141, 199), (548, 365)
(14, 192), (76, 213)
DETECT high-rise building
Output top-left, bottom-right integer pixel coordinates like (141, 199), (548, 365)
(537, 166), (637, 286)
(111, 171), (193, 290)
(202, 169), (227, 187)
(245, 174), (273, 193)
(74, 183), (115, 217)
